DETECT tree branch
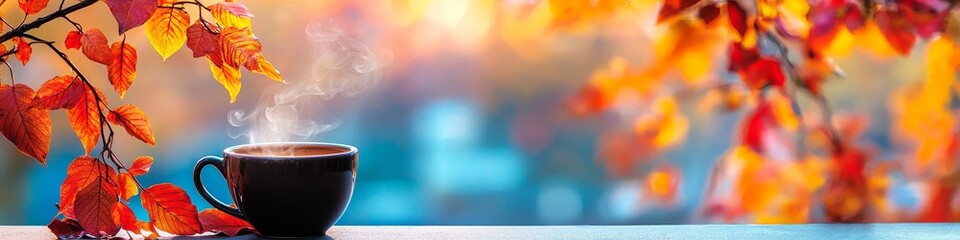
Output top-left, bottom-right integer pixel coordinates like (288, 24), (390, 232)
(0, 0), (98, 44)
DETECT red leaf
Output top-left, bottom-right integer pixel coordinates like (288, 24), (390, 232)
(59, 156), (115, 219)
(186, 20), (220, 58)
(728, 42), (759, 72)
(112, 202), (140, 234)
(74, 173), (120, 238)
(898, 0), (950, 39)
(105, 0), (158, 34)
(67, 85), (107, 155)
(657, 0), (701, 24)
(18, 0), (49, 15)
(727, 0), (747, 38)
(0, 84), (51, 164)
(12, 37), (32, 66)
(740, 58), (786, 91)
(107, 104), (155, 145)
(129, 155), (154, 176)
(65, 30), (82, 50)
(699, 4), (721, 25)
(141, 183), (202, 235)
(107, 42), (137, 98)
(742, 103), (773, 152)
(81, 29), (113, 65)
(35, 75), (85, 110)
(875, 10), (916, 55)
(199, 208), (255, 236)
(47, 218), (83, 238)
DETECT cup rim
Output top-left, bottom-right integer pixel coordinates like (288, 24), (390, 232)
(223, 142), (358, 159)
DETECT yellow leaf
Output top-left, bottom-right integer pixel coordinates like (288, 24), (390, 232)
(146, 8), (190, 60)
(208, 59), (241, 103)
(210, 2), (252, 29)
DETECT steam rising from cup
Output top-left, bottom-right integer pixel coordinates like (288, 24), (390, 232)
(227, 21), (391, 155)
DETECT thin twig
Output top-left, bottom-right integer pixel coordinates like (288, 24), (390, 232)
(0, 0), (99, 44)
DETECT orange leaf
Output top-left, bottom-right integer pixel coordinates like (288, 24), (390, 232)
(75, 173), (120, 238)
(47, 218), (83, 238)
(67, 85), (106, 155)
(186, 20), (220, 58)
(65, 30), (82, 50)
(112, 202), (140, 234)
(12, 37), (32, 66)
(118, 173), (138, 201)
(18, 0), (48, 15)
(199, 208), (255, 236)
(59, 156), (114, 219)
(208, 57), (242, 103)
(129, 155), (154, 176)
(35, 75), (85, 110)
(875, 9), (916, 56)
(137, 220), (160, 239)
(247, 55), (283, 82)
(141, 183), (202, 235)
(107, 104), (155, 145)
(108, 42), (137, 98)
(146, 7), (189, 60)
(210, 2), (253, 29)
(0, 84), (51, 164)
(218, 27), (262, 69)
(81, 29), (114, 65)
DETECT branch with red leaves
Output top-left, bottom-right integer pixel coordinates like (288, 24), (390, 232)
(0, 0), (280, 238)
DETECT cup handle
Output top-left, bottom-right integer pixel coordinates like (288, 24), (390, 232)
(193, 156), (245, 220)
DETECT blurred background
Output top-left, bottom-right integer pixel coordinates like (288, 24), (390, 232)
(0, 0), (944, 225)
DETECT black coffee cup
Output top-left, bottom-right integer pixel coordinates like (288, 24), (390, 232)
(193, 142), (358, 237)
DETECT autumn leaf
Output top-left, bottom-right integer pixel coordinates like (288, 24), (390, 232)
(81, 29), (113, 65)
(208, 57), (242, 103)
(107, 104), (155, 145)
(728, 42), (759, 72)
(118, 173), (138, 201)
(210, 2), (253, 29)
(65, 30), (82, 50)
(12, 37), (32, 66)
(105, 0), (158, 34)
(657, 0), (701, 24)
(35, 75), (85, 110)
(0, 84), (51, 164)
(875, 9), (916, 56)
(218, 27), (262, 69)
(59, 157), (116, 219)
(699, 4), (721, 25)
(740, 57), (786, 91)
(112, 202), (140, 234)
(727, 0), (748, 38)
(18, 0), (49, 15)
(67, 85), (107, 155)
(75, 173), (120, 238)
(137, 221), (160, 239)
(146, 7), (189, 60)
(47, 218), (83, 239)
(199, 208), (255, 236)
(141, 183), (203, 235)
(186, 20), (220, 58)
(247, 55), (283, 82)
(129, 155), (154, 176)
(108, 42), (137, 98)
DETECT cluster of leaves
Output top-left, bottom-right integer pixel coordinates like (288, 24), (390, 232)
(569, 0), (960, 222)
(0, 0), (280, 238)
